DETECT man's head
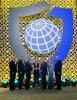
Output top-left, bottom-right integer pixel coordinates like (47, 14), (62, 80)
(42, 57), (46, 62)
(12, 56), (15, 61)
(35, 58), (38, 63)
(27, 56), (30, 62)
(48, 56), (51, 61)
(56, 56), (59, 61)
(20, 56), (24, 60)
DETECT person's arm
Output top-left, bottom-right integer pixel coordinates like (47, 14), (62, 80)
(32, 63), (34, 70)
(15, 62), (18, 72)
(40, 63), (42, 70)
(58, 61), (62, 74)
(37, 63), (39, 70)
(16, 62), (17, 70)
(24, 62), (27, 72)
(40, 63), (42, 72)
(30, 62), (32, 71)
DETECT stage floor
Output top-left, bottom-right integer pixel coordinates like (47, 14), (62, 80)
(0, 87), (77, 100)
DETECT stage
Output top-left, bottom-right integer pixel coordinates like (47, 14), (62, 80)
(0, 87), (77, 100)
(0, 0), (77, 100)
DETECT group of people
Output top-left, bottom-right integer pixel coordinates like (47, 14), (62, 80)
(9, 56), (62, 91)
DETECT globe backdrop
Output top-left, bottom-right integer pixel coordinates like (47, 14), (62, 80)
(24, 18), (60, 54)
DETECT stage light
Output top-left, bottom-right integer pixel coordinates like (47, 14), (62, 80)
(2, 80), (9, 88)
(66, 78), (71, 86)
(14, 80), (18, 87)
(14, 80), (18, 84)
(39, 78), (42, 84)
(71, 79), (77, 87)
(61, 79), (67, 86)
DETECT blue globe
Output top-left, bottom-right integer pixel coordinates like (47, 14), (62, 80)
(24, 18), (60, 54)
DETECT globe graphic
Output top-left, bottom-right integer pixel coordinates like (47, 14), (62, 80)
(24, 18), (61, 54)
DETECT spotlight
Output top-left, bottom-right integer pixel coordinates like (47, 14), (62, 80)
(2, 80), (9, 88)
(61, 79), (67, 86)
(71, 79), (77, 87)
(14, 80), (18, 87)
(66, 78), (71, 86)
(39, 78), (41, 84)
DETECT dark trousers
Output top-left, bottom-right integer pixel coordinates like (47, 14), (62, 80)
(41, 73), (47, 89)
(18, 72), (24, 89)
(55, 71), (61, 89)
(34, 70), (39, 85)
(9, 72), (16, 90)
(25, 72), (31, 89)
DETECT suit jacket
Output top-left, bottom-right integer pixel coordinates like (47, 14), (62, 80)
(40, 62), (48, 75)
(18, 60), (25, 73)
(9, 60), (17, 73)
(25, 61), (32, 74)
(33, 63), (39, 70)
(54, 60), (62, 73)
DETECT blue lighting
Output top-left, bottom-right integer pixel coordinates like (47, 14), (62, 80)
(14, 80), (18, 84)
(48, 7), (73, 71)
(3, 80), (8, 84)
(2, 80), (9, 88)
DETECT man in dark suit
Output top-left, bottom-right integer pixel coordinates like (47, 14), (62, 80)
(9, 58), (17, 91)
(40, 57), (48, 89)
(54, 56), (62, 90)
(47, 56), (53, 89)
(33, 58), (39, 87)
(25, 57), (32, 89)
(18, 56), (25, 90)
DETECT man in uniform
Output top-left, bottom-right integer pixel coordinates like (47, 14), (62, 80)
(25, 57), (32, 89)
(54, 56), (62, 90)
(47, 56), (54, 89)
(33, 58), (40, 87)
(9, 58), (17, 91)
(18, 56), (25, 90)
(40, 57), (48, 89)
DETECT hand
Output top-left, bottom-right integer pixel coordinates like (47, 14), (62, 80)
(12, 72), (14, 74)
(58, 72), (61, 74)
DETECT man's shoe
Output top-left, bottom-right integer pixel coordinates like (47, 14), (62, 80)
(55, 87), (62, 90)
